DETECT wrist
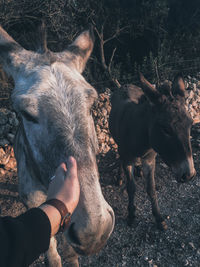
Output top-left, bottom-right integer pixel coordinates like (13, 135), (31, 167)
(52, 197), (76, 214)
(39, 204), (61, 237)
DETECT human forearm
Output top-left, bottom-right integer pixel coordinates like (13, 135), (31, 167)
(0, 208), (51, 267)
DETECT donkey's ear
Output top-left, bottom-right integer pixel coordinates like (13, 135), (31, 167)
(36, 20), (48, 53)
(0, 26), (35, 80)
(172, 74), (185, 97)
(139, 73), (160, 104)
(67, 26), (94, 73)
(0, 26), (22, 76)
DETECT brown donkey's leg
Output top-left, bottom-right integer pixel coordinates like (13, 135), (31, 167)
(117, 159), (124, 186)
(123, 162), (136, 226)
(142, 151), (167, 230)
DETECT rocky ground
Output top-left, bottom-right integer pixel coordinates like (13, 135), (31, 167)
(1, 77), (200, 266)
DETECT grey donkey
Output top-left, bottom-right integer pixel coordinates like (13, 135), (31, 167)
(0, 24), (115, 266)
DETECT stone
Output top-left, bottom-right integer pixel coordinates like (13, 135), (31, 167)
(10, 147), (15, 157)
(4, 124), (11, 134)
(11, 127), (17, 135)
(0, 109), (8, 125)
(102, 108), (107, 117)
(4, 158), (17, 170)
(109, 137), (115, 145)
(189, 90), (194, 99)
(160, 162), (168, 168)
(192, 102), (198, 108)
(0, 127), (4, 138)
(0, 147), (10, 165)
(188, 242), (195, 250)
(0, 147), (5, 158)
(0, 138), (9, 146)
(0, 125), (11, 138)
(0, 168), (5, 175)
(98, 132), (106, 142)
(9, 116), (19, 127)
(92, 110), (97, 117)
(7, 133), (15, 144)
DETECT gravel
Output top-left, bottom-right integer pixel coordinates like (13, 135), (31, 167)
(1, 76), (200, 266)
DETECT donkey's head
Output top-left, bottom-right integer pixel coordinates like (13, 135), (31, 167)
(0, 25), (114, 256)
(140, 73), (196, 183)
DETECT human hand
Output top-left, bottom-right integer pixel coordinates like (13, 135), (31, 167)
(47, 156), (80, 214)
(40, 157), (79, 236)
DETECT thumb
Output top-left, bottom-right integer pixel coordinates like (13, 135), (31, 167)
(54, 163), (67, 182)
(65, 156), (77, 180)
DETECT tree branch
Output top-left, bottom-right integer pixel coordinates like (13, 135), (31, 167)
(104, 26), (129, 44)
(108, 47), (117, 74)
(94, 24), (121, 88)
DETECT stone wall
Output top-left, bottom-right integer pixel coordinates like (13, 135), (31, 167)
(1, 76), (200, 170)
(185, 75), (200, 123)
(0, 109), (18, 147)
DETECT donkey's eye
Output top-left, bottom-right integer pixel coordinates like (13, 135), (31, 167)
(21, 110), (38, 123)
(162, 127), (173, 137)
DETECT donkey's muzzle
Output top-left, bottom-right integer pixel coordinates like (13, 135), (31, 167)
(174, 156), (196, 183)
(178, 169), (196, 183)
(66, 208), (115, 255)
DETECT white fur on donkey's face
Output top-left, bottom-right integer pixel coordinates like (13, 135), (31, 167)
(13, 61), (97, 170)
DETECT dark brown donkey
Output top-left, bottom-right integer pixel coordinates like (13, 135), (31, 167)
(109, 73), (196, 230)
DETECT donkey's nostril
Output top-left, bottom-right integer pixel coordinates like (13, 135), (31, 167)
(99, 208), (115, 244)
(107, 208), (115, 231)
(66, 207), (115, 255)
(180, 175), (186, 183)
(68, 223), (81, 246)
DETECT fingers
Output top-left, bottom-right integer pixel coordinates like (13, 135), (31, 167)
(65, 156), (77, 180)
(54, 156), (77, 182)
(47, 156), (79, 214)
(54, 164), (66, 181)
(60, 162), (67, 172)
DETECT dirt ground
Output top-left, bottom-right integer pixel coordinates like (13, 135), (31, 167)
(0, 123), (200, 267)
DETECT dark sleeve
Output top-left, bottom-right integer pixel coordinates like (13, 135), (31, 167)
(0, 208), (51, 267)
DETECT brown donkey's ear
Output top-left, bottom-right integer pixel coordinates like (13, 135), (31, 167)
(66, 26), (94, 73)
(139, 72), (160, 104)
(172, 74), (185, 97)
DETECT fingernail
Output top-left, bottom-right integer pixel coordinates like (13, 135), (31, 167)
(67, 156), (75, 166)
(60, 162), (67, 172)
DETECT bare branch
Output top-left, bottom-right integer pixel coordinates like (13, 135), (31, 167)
(94, 23), (122, 88)
(108, 47), (117, 74)
(113, 78), (121, 88)
(94, 26), (107, 70)
(104, 26), (129, 44)
(94, 26), (102, 42)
